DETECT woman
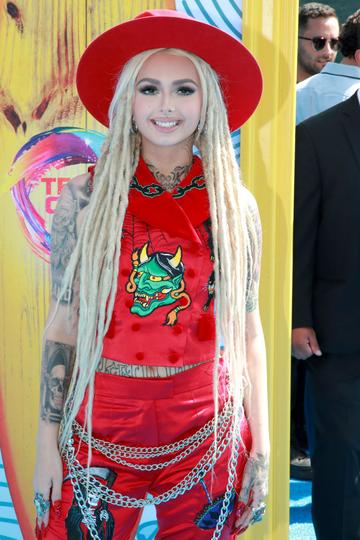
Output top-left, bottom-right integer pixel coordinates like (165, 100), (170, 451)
(33, 9), (269, 539)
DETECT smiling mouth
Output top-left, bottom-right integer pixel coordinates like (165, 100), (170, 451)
(152, 120), (180, 128)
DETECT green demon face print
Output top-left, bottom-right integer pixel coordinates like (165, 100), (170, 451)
(126, 242), (191, 326)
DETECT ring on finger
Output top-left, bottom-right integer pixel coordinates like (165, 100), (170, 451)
(34, 493), (50, 519)
(250, 502), (266, 524)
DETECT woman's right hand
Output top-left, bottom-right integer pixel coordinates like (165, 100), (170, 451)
(33, 423), (63, 532)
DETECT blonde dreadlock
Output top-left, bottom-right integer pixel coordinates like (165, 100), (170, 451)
(58, 49), (259, 471)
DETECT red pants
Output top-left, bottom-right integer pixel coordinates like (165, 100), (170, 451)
(46, 362), (251, 539)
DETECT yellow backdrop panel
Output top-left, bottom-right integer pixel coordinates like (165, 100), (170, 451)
(0, 1), (297, 539)
(241, 0), (298, 538)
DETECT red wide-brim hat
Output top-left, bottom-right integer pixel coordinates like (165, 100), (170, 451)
(76, 9), (262, 132)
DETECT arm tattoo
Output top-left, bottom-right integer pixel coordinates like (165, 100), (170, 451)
(246, 196), (262, 312)
(50, 178), (91, 303)
(40, 340), (76, 423)
(146, 162), (191, 192)
(78, 175), (93, 207)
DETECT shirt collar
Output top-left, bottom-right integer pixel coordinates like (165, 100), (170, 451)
(128, 155), (210, 242)
(321, 61), (360, 80)
(132, 155), (204, 196)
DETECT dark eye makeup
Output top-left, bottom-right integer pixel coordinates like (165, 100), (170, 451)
(137, 83), (197, 96)
(138, 84), (158, 95)
(176, 85), (196, 95)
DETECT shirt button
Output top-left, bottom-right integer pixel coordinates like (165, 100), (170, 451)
(136, 352), (144, 361)
(131, 323), (141, 331)
(173, 325), (183, 335)
(187, 268), (196, 278)
(169, 352), (179, 363)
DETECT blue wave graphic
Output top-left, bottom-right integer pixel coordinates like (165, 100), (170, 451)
(0, 450), (22, 539)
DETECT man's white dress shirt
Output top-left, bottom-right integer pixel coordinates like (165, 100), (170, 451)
(296, 62), (360, 124)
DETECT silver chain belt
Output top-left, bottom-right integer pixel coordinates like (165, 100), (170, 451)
(72, 399), (233, 471)
(63, 403), (243, 540)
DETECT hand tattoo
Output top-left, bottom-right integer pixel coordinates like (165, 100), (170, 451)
(40, 340), (76, 423)
(240, 452), (269, 503)
(247, 452), (269, 475)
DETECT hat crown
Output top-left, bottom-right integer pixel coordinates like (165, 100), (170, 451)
(76, 9), (263, 130)
(134, 9), (193, 22)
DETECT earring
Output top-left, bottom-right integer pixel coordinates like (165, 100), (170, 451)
(130, 118), (138, 134)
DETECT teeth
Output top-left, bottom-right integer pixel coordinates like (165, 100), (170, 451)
(162, 288), (171, 293)
(154, 120), (178, 127)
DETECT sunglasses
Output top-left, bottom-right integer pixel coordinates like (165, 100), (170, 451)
(298, 36), (339, 51)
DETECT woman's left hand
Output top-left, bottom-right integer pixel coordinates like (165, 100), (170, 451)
(233, 451), (269, 534)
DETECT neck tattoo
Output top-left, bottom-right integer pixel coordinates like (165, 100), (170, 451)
(146, 162), (192, 192)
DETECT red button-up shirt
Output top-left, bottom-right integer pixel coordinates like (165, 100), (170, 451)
(101, 156), (216, 366)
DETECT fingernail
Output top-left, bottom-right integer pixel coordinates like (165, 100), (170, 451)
(53, 499), (62, 518)
(233, 525), (248, 535)
(236, 501), (247, 517)
(35, 523), (41, 540)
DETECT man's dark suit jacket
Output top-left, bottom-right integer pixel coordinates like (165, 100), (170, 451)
(293, 92), (360, 354)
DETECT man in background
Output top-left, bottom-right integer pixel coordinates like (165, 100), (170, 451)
(297, 9), (360, 123)
(293, 87), (360, 539)
(297, 3), (339, 82)
(290, 2), (340, 481)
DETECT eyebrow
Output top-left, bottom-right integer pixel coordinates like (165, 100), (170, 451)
(137, 78), (199, 86)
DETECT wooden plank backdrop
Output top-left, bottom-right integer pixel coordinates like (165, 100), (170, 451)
(0, 3), (86, 536)
(0, 2), (174, 538)
(0, 1), (297, 539)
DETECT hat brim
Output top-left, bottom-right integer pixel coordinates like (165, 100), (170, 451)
(76, 14), (262, 132)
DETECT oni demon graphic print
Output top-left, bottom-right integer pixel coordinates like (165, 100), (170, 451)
(126, 242), (191, 325)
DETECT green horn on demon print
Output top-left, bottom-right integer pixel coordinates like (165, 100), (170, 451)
(126, 242), (191, 325)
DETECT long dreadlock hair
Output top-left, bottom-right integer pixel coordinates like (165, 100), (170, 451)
(57, 48), (259, 473)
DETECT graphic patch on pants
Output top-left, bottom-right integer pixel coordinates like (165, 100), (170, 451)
(64, 467), (117, 539)
(126, 242), (191, 326)
(194, 480), (236, 529)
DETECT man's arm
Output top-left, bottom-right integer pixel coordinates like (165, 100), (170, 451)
(292, 122), (322, 358)
(292, 121), (322, 329)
